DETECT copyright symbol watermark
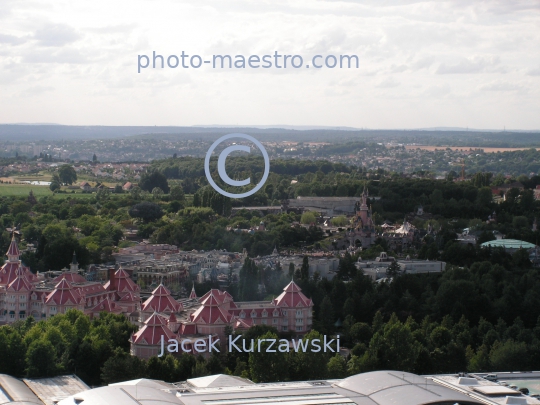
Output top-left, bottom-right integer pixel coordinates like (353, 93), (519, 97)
(204, 133), (270, 198)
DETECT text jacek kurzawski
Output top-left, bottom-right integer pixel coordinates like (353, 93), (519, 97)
(158, 335), (340, 357)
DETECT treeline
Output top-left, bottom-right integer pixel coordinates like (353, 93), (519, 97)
(3, 254), (540, 385)
(0, 311), (136, 385)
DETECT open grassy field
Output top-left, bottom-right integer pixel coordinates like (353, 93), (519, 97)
(0, 184), (94, 199)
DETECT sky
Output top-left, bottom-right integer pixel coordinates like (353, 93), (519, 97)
(0, 0), (539, 129)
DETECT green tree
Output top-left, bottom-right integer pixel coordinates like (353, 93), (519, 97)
(289, 330), (328, 380)
(318, 297), (335, 334)
(249, 331), (288, 382)
(300, 256), (310, 280)
(331, 216), (348, 226)
(300, 211), (316, 224)
(139, 171), (169, 193)
(327, 354), (347, 378)
(170, 185), (186, 201)
(129, 202), (164, 223)
(26, 340), (57, 377)
(58, 165), (77, 185)
(386, 261), (401, 278)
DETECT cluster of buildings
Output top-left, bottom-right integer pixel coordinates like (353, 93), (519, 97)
(0, 237), (141, 324)
(130, 280), (313, 358)
(0, 235), (315, 360)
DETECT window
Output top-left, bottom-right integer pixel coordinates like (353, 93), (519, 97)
(273, 310), (279, 316)
(20, 295), (26, 301)
(296, 319), (303, 325)
(283, 310), (287, 315)
(240, 312), (245, 318)
(296, 310), (302, 316)
(273, 319), (278, 324)
(250, 311), (256, 318)
(282, 326), (288, 331)
(19, 303), (25, 308)
(261, 319), (267, 325)
(262, 311), (267, 317)
(10, 314), (15, 319)
(296, 326), (303, 331)
(19, 314), (25, 319)
(51, 306), (57, 312)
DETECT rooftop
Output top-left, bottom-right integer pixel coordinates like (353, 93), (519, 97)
(481, 239), (536, 249)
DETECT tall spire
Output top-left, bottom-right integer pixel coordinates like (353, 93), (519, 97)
(6, 234), (20, 262)
(189, 282), (197, 299)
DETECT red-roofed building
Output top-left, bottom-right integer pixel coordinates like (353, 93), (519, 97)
(130, 280), (314, 359)
(130, 312), (177, 359)
(140, 284), (183, 322)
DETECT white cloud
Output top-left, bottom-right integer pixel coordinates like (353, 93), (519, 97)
(0, 0), (538, 129)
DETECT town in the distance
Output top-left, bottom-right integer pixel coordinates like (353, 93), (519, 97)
(2, 126), (540, 404)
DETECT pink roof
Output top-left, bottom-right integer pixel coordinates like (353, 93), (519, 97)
(104, 268), (140, 293)
(168, 313), (177, 323)
(191, 301), (232, 325)
(151, 284), (172, 296)
(7, 270), (33, 292)
(199, 289), (234, 305)
(118, 291), (139, 302)
(7, 237), (20, 257)
(141, 284), (182, 313)
(54, 272), (87, 284)
(75, 283), (106, 297)
(90, 297), (123, 314)
(0, 262), (20, 286)
(272, 281), (313, 308)
(189, 285), (197, 299)
(45, 279), (84, 306)
(131, 313), (175, 345)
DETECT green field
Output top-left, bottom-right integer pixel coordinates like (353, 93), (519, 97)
(0, 184), (94, 199)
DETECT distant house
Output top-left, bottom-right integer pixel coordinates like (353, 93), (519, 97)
(123, 182), (133, 191)
(80, 181), (91, 191)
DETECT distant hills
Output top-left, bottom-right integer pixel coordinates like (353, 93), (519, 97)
(0, 124), (539, 147)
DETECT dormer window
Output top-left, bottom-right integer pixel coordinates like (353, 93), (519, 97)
(273, 310), (279, 317)
(250, 311), (256, 318)
(240, 312), (245, 319)
(283, 310), (287, 316)
(262, 311), (267, 318)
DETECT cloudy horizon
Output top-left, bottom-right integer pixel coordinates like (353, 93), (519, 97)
(0, 0), (539, 129)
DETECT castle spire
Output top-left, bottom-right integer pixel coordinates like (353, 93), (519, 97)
(6, 234), (20, 262)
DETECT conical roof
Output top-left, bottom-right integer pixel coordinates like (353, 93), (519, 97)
(7, 236), (20, 257)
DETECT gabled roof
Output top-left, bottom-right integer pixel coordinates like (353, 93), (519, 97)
(191, 302), (232, 325)
(7, 270), (33, 292)
(54, 272), (87, 284)
(131, 313), (175, 345)
(0, 262), (22, 287)
(45, 279), (84, 306)
(272, 281), (313, 308)
(141, 284), (182, 313)
(104, 268), (140, 293)
(151, 284), (171, 296)
(90, 297), (123, 314)
(199, 289), (233, 305)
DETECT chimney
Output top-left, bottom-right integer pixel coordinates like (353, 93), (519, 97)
(109, 268), (116, 290)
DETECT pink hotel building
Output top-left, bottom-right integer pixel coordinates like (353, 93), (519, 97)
(0, 236), (314, 359)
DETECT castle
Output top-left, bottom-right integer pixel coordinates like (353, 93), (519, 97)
(345, 187), (377, 248)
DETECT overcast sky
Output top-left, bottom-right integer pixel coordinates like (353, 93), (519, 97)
(0, 0), (539, 129)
